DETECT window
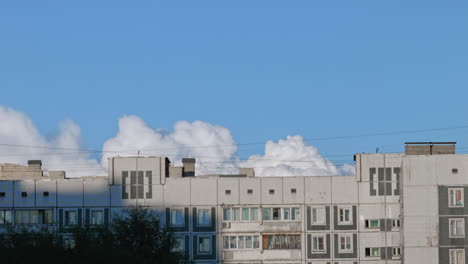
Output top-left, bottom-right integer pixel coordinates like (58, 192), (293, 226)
(16, 209), (52, 225)
(0, 210), (13, 224)
(338, 234), (353, 253)
(21, 192), (27, 197)
(311, 207), (325, 225)
(450, 249), (465, 264)
(338, 206), (352, 225)
(291, 188), (297, 194)
(365, 219), (380, 229)
(263, 234), (301, 250)
(269, 189), (275, 195)
(365, 247), (380, 257)
(172, 237), (185, 253)
(197, 208), (211, 226)
(224, 207), (258, 222)
(225, 190), (231, 195)
(247, 189), (253, 194)
(311, 234), (326, 253)
(263, 207), (301, 221)
(450, 218), (465, 238)
(63, 236), (76, 249)
(392, 219), (400, 228)
(223, 235), (260, 250)
(452, 168), (459, 174)
(91, 210), (104, 226)
(393, 247), (401, 257)
(449, 188), (464, 207)
(43, 191), (49, 197)
(0, 192), (5, 198)
(64, 210), (77, 226)
(170, 208), (184, 226)
(198, 236), (211, 254)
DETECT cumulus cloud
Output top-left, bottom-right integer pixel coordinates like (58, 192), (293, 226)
(0, 106), (106, 177)
(241, 135), (354, 176)
(100, 115), (240, 175)
(0, 106), (354, 177)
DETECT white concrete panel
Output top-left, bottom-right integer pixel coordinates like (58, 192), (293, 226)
(14, 181), (35, 208)
(403, 216), (438, 247)
(305, 176), (331, 204)
(35, 180), (57, 207)
(239, 177), (261, 205)
(403, 186), (438, 217)
(332, 176), (358, 204)
(143, 185), (164, 206)
(261, 178), (283, 205)
(57, 179), (83, 207)
(404, 247), (438, 264)
(218, 178), (239, 205)
(282, 177), (305, 204)
(0, 181), (13, 207)
(403, 156), (438, 186)
(191, 177), (217, 206)
(164, 178), (191, 206)
(83, 179), (110, 207)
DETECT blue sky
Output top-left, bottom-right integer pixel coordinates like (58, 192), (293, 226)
(0, 1), (467, 169)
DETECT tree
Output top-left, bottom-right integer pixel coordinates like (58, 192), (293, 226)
(0, 207), (182, 264)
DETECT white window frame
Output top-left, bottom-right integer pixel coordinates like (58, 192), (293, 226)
(311, 234), (326, 254)
(311, 207), (326, 225)
(170, 208), (185, 227)
(262, 207), (301, 221)
(366, 247), (381, 257)
(338, 206), (353, 225)
(64, 209), (78, 227)
(450, 248), (465, 264)
(197, 208), (211, 227)
(223, 235), (260, 250)
(365, 219), (380, 229)
(449, 188), (464, 208)
(197, 235), (212, 255)
(0, 210), (13, 225)
(449, 218), (465, 238)
(90, 209), (104, 226)
(338, 234), (353, 253)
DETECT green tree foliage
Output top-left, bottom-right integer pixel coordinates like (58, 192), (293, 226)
(0, 207), (182, 264)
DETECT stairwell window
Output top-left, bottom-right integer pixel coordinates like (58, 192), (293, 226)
(449, 188), (464, 207)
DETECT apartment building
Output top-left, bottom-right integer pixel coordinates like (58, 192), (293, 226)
(0, 142), (465, 264)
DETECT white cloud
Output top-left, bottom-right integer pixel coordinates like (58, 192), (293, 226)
(0, 106), (354, 177)
(0, 106), (106, 177)
(241, 135), (353, 176)
(100, 115), (240, 175)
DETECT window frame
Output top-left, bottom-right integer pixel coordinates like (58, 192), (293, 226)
(450, 248), (465, 264)
(338, 206), (353, 225)
(0, 210), (13, 225)
(90, 209), (104, 226)
(365, 247), (381, 257)
(449, 218), (465, 238)
(449, 188), (464, 208)
(311, 206), (326, 225)
(196, 208), (212, 227)
(197, 235), (212, 255)
(64, 209), (78, 227)
(311, 234), (326, 254)
(392, 247), (401, 258)
(170, 208), (185, 227)
(365, 219), (380, 229)
(262, 207), (301, 222)
(338, 234), (353, 253)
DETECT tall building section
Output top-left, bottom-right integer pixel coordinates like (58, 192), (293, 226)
(0, 142), (465, 264)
